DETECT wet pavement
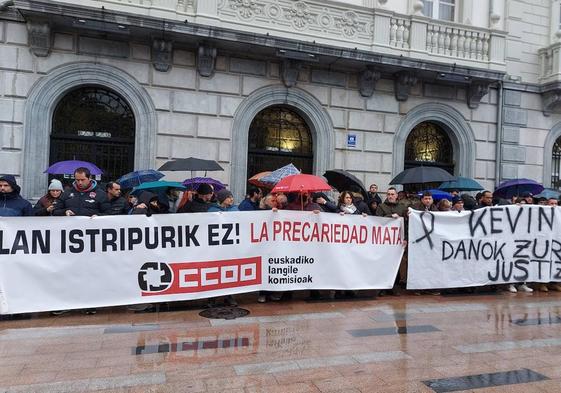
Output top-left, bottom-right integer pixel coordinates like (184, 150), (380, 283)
(3, 291), (561, 392)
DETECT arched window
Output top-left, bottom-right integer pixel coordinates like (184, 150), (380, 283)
(50, 86), (135, 182)
(247, 106), (313, 177)
(552, 138), (561, 189)
(405, 122), (454, 170)
(404, 122), (454, 190)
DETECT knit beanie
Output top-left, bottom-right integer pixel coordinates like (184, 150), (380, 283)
(217, 189), (233, 204)
(197, 183), (214, 195)
(48, 179), (64, 191)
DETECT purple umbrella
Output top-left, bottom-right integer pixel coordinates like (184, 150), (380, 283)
(182, 177), (226, 192)
(493, 178), (544, 199)
(44, 160), (103, 175)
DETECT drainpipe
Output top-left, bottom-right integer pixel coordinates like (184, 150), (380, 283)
(494, 80), (504, 186)
(0, 1), (14, 11)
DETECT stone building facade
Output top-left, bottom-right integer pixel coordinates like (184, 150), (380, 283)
(0, 0), (560, 201)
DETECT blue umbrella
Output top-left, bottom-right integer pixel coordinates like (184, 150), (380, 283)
(131, 181), (186, 196)
(418, 189), (453, 201)
(260, 163), (300, 185)
(534, 188), (561, 199)
(439, 176), (484, 191)
(493, 178), (544, 199)
(117, 169), (164, 189)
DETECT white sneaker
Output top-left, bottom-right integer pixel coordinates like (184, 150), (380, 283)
(517, 284), (533, 293)
(507, 284), (517, 293)
(257, 295), (266, 303)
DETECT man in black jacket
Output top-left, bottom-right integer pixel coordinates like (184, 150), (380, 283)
(53, 167), (109, 217)
(178, 183), (213, 213)
(104, 182), (127, 215)
(52, 167), (107, 315)
(0, 175), (32, 216)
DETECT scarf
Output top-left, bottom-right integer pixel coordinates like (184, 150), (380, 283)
(340, 203), (357, 214)
(72, 179), (97, 193)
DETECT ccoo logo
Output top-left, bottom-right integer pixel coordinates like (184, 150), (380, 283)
(138, 262), (173, 292)
(138, 257), (262, 296)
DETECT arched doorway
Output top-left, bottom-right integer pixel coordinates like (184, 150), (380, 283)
(552, 137), (561, 189)
(49, 86), (135, 182)
(404, 121), (454, 190)
(247, 106), (314, 179)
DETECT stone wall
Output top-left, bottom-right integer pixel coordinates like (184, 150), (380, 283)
(0, 19), (539, 199)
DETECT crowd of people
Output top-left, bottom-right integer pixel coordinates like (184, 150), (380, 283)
(0, 168), (559, 314)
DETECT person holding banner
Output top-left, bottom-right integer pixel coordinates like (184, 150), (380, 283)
(206, 188), (239, 307)
(132, 191), (169, 216)
(414, 191), (437, 212)
(376, 187), (407, 295)
(337, 191), (362, 215)
(51, 167), (110, 315)
(0, 175), (32, 216)
(451, 196), (464, 212)
(238, 186), (262, 211)
(104, 182), (128, 215)
(178, 183), (214, 213)
(208, 189), (239, 212)
(33, 179), (63, 216)
(53, 167), (109, 217)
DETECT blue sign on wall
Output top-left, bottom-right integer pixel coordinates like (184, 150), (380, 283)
(347, 133), (357, 148)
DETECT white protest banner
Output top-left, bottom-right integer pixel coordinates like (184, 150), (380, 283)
(0, 210), (403, 314)
(407, 205), (561, 289)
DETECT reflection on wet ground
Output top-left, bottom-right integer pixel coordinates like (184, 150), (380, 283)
(424, 368), (549, 392)
(2, 292), (561, 392)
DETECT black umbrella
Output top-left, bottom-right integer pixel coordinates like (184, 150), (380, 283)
(158, 157), (224, 172)
(390, 166), (455, 185)
(323, 169), (367, 199)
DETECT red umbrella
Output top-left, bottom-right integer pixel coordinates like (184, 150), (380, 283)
(271, 174), (331, 194)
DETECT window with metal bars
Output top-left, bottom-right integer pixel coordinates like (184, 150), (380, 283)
(247, 106), (313, 178)
(50, 86), (135, 183)
(404, 122), (454, 191)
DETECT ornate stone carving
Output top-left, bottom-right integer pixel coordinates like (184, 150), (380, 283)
(467, 81), (490, 109)
(151, 39), (173, 72)
(27, 21), (51, 57)
(229, 0), (262, 20)
(358, 67), (381, 98)
(336, 11), (364, 37)
(285, 2), (315, 30)
(542, 89), (561, 116)
(394, 71), (417, 101)
(281, 59), (301, 88)
(197, 45), (217, 77)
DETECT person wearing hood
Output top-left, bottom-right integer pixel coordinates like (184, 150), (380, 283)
(33, 179), (64, 216)
(53, 167), (109, 217)
(0, 175), (32, 216)
(208, 189), (239, 212)
(178, 183), (213, 213)
(132, 191), (169, 216)
(348, 185), (372, 215)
